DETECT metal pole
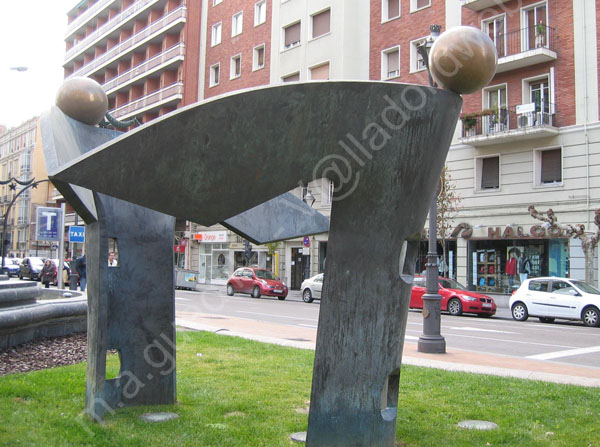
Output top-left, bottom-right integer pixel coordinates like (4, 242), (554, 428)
(58, 203), (66, 289)
(417, 198), (446, 353)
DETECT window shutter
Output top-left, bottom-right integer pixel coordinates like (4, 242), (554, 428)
(310, 63), (329, 80)
(541, 149), (561, 183)
(312, 9), (330, 38)
(283, 73), (300, 82)
(481, 156), (499, 189)
(388, 0), (399, 18)
(387, 50), (399, 71)
(285, 23), (300, 46)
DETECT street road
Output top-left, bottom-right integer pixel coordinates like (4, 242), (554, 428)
(175, 287), (600, 370)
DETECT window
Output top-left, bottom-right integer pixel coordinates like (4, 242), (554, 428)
(311, 8), (330, 39)
(485, 85), (508, 129)
(523, 2), (547, 50)
(537, 148), (561, 185)
(411, 0), (430, 12)
(483, 15), (506, 58)
(213, 0), (222, 5)
(211, 22), (222, 46)
(530, 78), (550, 114)
(322, 179), (334, 205)
(528, 280), (549, 292)
(209, 63), (220, 87)
(478, 156), (500, 190)
(382, 0), (400, 21)
(232, 11), (243, 37)
(381, 46), (400, 79)
(283, 22), (301, 49)
(310, 62), (329, 80)
(282, 72), (300, 82)
(230, 54), (241, 79)
(255, 0), (266, 26)
(253, 44), (265, 70)
(410, 37), (427, 72)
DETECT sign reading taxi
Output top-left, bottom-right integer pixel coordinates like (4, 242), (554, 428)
(68, 225), (85, 243)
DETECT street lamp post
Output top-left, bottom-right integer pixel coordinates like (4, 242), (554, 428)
(416, 25), (446, 354)
(0, 178), (49, 273)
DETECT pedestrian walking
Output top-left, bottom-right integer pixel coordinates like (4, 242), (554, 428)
(41, 259), (57, 289)
(76, 255), (87, 292)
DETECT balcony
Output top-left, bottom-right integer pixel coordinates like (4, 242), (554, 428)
(103, 43), (185, 94)
(65, 0), (117, 38)
(65, 0), (163, 63)
(494, 24), (557, 73)
(111, 81), (184, 119)
(68, 6), (187, 79)
(461, 0), (511, 11)
(459, 104), (559, 146)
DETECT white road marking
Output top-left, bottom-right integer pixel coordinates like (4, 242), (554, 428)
(237, 310), (317, 322)
(448, 327), (518, 334)
(298, 324), (318, 328)
(405, 335), (419, 341)
(175, 297), (191, 301)
(527, 345), (600, 360)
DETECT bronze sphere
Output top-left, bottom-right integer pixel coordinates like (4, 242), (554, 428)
(55, 77), (108, 125)
(429, 26), (498, 95)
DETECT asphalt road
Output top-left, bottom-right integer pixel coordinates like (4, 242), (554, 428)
(175, 287), (600, 370)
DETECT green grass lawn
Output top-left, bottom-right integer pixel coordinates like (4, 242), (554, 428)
(0, 331), (598, 447)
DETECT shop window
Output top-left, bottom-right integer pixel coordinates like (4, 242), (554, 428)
(381, 46), (400, 80)
(209, 63), (220, 87)
(255, 0), (266, 26)
(311, 8), (330, 39)
(232, 11), (243, 37)
(283, 22), (301, 49)
(211, 22), (221, 46)
(310, 62), (329, 80)
(253, 44), (265, 71)
(230, 54), (242, 79)
(383, 0), (400, 21)
(536, 147), (561, 186)
(411, 0), (430, 12)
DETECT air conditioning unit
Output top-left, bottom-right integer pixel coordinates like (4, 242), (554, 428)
(517, 113), (534, 128)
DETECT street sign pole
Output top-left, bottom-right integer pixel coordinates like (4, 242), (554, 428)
(58, 203), (66, 289)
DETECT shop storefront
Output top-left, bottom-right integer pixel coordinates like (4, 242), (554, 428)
(465, 225), (569, 293)
(194, 231), (232, 285)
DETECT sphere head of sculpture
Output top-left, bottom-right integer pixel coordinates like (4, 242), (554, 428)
(55, 77), (108, 125)
(429, 26), (498, 95)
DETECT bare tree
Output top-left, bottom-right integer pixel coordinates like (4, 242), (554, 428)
(436, 166), (461, 277)
(528, 205), (600, 283)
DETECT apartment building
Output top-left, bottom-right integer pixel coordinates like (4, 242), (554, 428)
(0, 118), (58, 259)
(60, 0), (600, 289)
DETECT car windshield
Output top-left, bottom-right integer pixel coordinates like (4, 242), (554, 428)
(439, 278), (467, 290)
(30, 258), (44, 267)
(571, 280), (600, 295)
(254, 269), (278, 280)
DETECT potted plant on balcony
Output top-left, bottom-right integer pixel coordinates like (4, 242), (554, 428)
(461, 113), (478, 137)
(535, 21), (546, 48)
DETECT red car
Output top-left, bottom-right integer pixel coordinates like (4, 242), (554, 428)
(226, 267), (288, 300)
(410, 276), (496, 317)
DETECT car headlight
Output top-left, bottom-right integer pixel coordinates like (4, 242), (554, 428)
(462, 295), (477, 301)
(260, 279), (268, 285)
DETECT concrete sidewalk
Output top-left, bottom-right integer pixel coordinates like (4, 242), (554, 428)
(176, 310), (600, 388)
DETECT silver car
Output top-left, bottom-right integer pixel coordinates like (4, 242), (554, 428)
(301, 273), (324, 303)
(509, 277), (600, 327)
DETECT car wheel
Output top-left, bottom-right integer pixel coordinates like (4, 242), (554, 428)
(226, 284), (234, 296)
(511, 302), (529, 321)
(539, 317), (555, 323)
(582, 306), (600, 327)
(447, 298), (462, 316)
(252, 286), (261, 299)
(302, 288), (314, 303)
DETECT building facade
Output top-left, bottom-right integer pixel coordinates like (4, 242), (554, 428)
(61, 0), (600, 289)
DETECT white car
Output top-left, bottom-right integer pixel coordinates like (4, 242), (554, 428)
(301, 273), (324, 303)
(509, 277), (600, 327)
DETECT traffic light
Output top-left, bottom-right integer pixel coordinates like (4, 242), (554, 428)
(243, 239), (253, 260)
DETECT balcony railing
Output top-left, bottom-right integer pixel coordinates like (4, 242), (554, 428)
(461, 0), (511, 11)
(65, 0), (117, 38)
(68, 6), (187, 79)
(103, 43), (185, 93)
(65, 0), (162, 62)
(111, 81), (184, 118)
(460, 103), (557, 140)
(492, 24), (557, 72)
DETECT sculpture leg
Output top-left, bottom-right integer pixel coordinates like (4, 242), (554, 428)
(85, 194), (176, 419)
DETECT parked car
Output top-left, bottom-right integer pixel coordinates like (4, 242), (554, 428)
(226, 267), (288, 300)
(2, 258), (22, 277)
(301, 273), (324, 303)
(18, 257), (45, 281)
(410, 276), (497, 317)
(509, 277), (600, 327)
